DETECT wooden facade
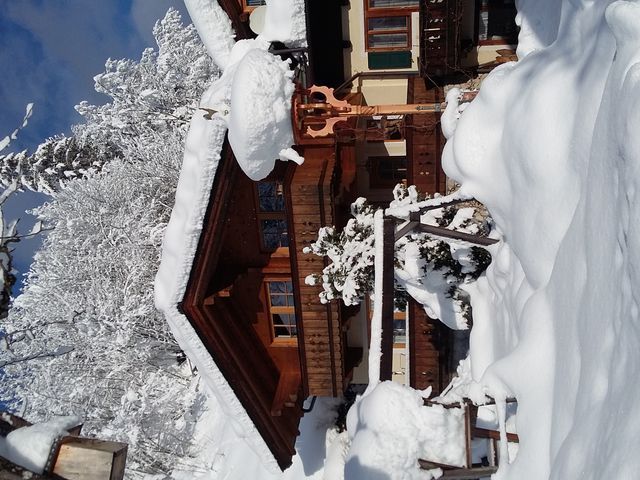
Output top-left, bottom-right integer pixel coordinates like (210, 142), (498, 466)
(406, 77), (447, 195)
(289, 144), (344, 397)
(182, 147), (304, 469)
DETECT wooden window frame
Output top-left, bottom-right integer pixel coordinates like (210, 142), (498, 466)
(240, 0), (266, 13)
(364, 2), (419, 52)
(255, 181), (290, 252)
(368, 155), (408, 189)
(264, 278), (299, 344)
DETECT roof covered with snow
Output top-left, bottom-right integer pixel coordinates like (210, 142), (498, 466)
(154, 0), (308, 475)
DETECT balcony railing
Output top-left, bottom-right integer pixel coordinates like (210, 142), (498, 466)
(419, 0), (462, 78)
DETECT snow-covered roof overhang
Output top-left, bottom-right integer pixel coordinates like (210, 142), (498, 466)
(154, 0), (310, 473)
(154, 103), (283, 472)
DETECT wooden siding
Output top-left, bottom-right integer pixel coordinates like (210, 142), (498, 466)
(288, 145), (344, 397)
(407, 76), (447, 195)
(407, 299), (451, 393)
(406, 76), (451, 393)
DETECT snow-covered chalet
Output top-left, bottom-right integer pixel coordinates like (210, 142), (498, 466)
(157, 0), (517, 470)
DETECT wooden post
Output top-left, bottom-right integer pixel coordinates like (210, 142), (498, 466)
(380, 216), (396, 381)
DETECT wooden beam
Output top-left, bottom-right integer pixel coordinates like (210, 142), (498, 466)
(380, 216), (396, 381)
(416, 224), (499, 246)
(463, 402), (472, 468)
(441, 467), (499, 479)
(418, 460), (498, 478)
(473, 427), (519, 443)
(394, 221), (420, 241)
(394, 208), (497, 246)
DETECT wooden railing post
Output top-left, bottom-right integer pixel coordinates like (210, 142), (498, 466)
(380, 215), (396, 381)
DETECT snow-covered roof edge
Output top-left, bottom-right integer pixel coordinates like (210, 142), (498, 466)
(154, 106), (280, 474)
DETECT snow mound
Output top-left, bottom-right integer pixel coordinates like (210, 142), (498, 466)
(441, 0), (640, 478)
(184, 0), (236, 70)
(228, 48), (303, 181)
(259, 0), (308, 48)
(345, 381), (466, 479)
(184, 0), (307, 181)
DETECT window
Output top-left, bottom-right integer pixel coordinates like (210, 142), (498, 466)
(393, 310), (407, 345)
(367, 17), (409, 49)
(477, 0), (518, 45)
(266, 281), (298, 339)
(256, 181), (289, 251)
(368, 156), (407, 188)
(241, 0), (266, 11)
(365, 0), (418, 51)
(365, 116), (405, 141)
(367, 296), (407, 346)
(369, 0), (419, 8)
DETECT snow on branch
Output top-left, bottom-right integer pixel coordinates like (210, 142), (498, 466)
(0, 103), (33, 153)
(304, 184), (494, 329)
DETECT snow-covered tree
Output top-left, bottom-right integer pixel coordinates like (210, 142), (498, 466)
(0, 9), (219, 477)
(0, 104), (38, 320)
(1, 129), (198, 476)
(0, 138), (115, 194)
(305, 185), (492, 328)
(0, 8), (217, 194)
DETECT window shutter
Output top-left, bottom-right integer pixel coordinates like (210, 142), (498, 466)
(367, 50), (412, 69)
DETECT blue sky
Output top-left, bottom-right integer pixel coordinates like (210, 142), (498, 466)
(0, 0), (189, 288)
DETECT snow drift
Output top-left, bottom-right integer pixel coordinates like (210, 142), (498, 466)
(443, 0), (640, 478)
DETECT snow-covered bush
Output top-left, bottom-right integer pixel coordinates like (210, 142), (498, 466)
(304, 197), (376, 306)
(305, 185), (492, 328)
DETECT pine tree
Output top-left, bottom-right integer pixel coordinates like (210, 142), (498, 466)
(0, 137), (116, 194)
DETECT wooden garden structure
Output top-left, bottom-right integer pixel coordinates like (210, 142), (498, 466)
(419, 397), (519, 478)
(0, 413), (127, 480)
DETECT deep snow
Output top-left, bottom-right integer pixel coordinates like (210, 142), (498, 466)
(443, 0), (640, 478)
